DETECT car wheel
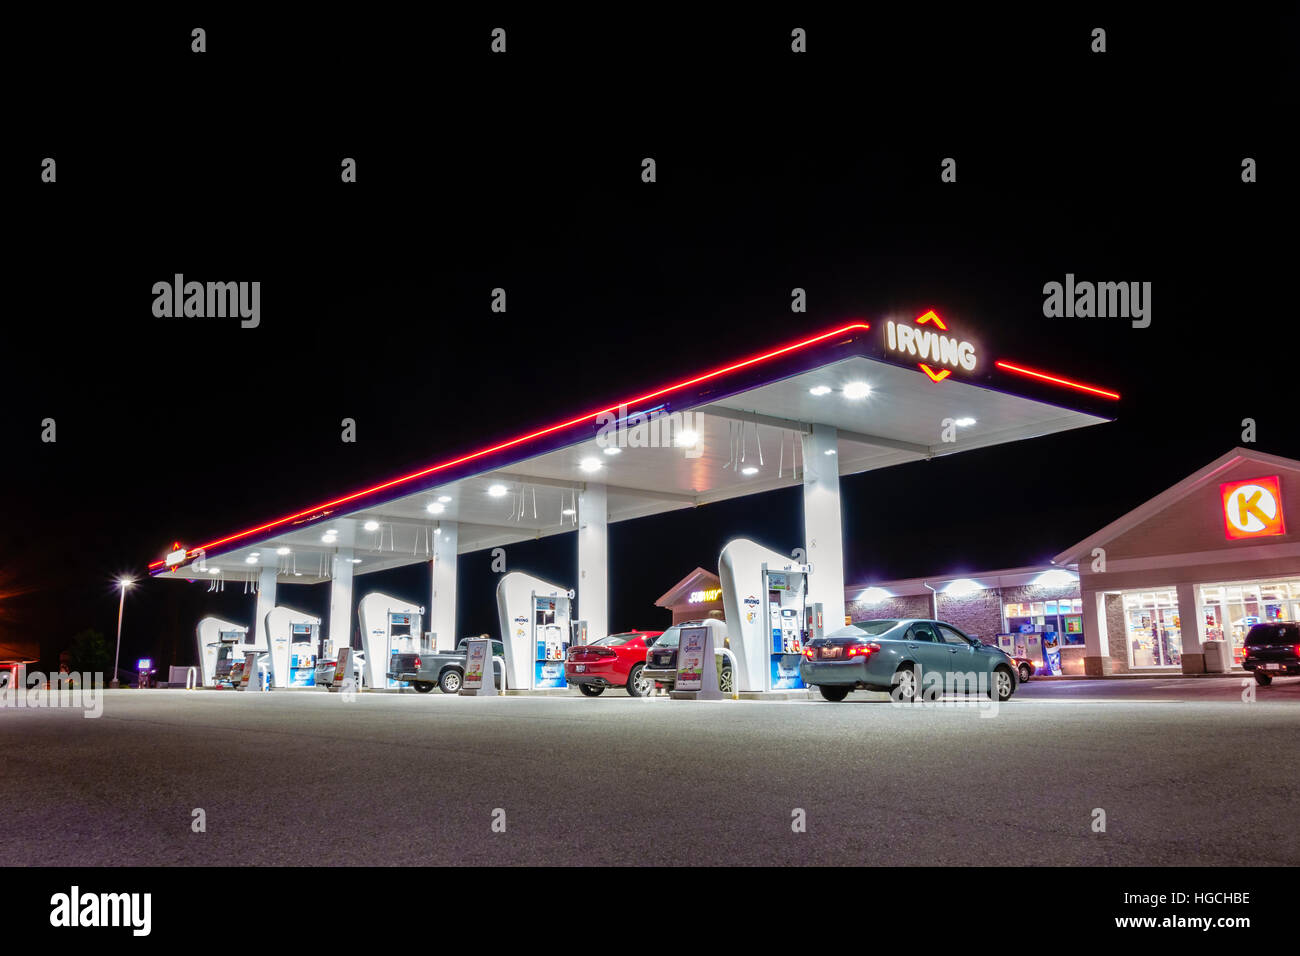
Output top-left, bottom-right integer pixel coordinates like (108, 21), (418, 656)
(413, 681), (434, 694)
(719, 666), (734, 694)
(819, 685), (850, 702)
(991, 667), (1015, 701)
(626, 663), (652, 697)
(1254, 671), (1273, 687)
(578, 683), (605, 697)
(891, 664), (917, 703)
(439, 669), (462, 694)
(1018, 663), (1032, 683)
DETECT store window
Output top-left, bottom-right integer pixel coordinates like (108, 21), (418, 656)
(1003, 598), (1084, 645)
(1199, 580), (1299, 668)
(1122, 590), (1182, 668)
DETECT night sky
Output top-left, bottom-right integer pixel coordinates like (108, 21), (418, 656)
(4, 9), (1296, 674)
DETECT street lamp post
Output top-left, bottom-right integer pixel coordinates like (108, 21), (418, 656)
(110, 578), (133, 689)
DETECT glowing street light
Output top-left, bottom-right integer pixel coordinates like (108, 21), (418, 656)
(110, 577), (134, 689)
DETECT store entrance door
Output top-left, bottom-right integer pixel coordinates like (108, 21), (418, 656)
(1123, 589), (1182, 669)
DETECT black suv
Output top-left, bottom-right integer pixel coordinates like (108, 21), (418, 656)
(1242, 623), (1300, 686)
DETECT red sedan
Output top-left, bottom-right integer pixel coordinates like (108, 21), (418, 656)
(565, 631), (663, 697)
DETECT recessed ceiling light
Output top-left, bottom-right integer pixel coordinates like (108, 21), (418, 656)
(349, 558), (362, 564)
(293, 571), (303, 577)
(603, 446), (621, 456)
(364, 520), (380, 531)
(824, 448), (837, 456)
(209, 568), (220, 574)
(276, 547), (291, 555)
(742, 466), (759, 476)
(562, 507), (576, 516)
(245, 556), (258, 564)
(426, 502), (445, 514)
(321, 534), (335, 543)
(954, 417), (976, 427)
(437, 495), (452, 503)
(673, 430), (699, 447)
(579, 457), (602, 472)
(488, 484), (508, 497)
(809, 385), (832, 396)
(842, 382), (872, 399)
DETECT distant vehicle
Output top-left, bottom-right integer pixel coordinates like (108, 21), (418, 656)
(641, 619), (734, 694)
(314, 650), (366, 689)
(228, 652), (271, 690)
(388, 639), (505, 694)
(1242, 622), (1300, 686)
(565, 630), (664, 697)
(802, 619), (1018, 703)
(1011, 656), (1035, 683)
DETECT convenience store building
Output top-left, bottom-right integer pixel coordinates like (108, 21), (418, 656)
(844, 447), (1300, 677)
(1056, 447), (1300, 675)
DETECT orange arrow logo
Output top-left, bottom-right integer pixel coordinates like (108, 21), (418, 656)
(919, 364), (951, 382)
(916, 310), (948, 330)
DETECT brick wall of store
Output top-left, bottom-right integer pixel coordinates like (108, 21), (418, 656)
(934, 589), (1002, 641)
(847, 581), (1083, 642)
(1105, 593), (1129, 673)
(847, 594), (930, 622)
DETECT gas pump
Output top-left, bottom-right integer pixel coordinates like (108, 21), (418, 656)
(287, 621), (319, 687)
(264, 607), (323, 689)
(357, 592), (424, 689)
(531, 594), (572, 689)
(195, 617), (256, 686)
(212, 631), (245, 685)
(762, 566), (813, 690)
(495, 572), (573, 690)
(719, 538), (823, 693)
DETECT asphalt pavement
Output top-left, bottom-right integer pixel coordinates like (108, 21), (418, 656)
(3, 676), (1297, 866)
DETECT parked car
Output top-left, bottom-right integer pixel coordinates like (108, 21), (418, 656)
(641, 619), (734, 694)
(1242, 622), (1300, 686)
(314, 649), (366, 689)
(1012, 656), (1035, 683)
(228, 652), (272, 689)
(388, 639), (505, 694)
(565, 630), (664, 697)
(802, 619), (1018, 702)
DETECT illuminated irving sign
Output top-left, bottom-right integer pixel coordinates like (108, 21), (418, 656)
(885, 310), (977, 382)
(1220, 476), (1286, 540)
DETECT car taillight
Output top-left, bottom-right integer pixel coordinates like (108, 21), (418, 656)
(847, 642), (880, 658)
(1294, 644), (1300, 657)
(414, 657), (421, 669)
(803, 647), (815, 659)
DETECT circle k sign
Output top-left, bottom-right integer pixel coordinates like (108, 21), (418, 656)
(1220, 475), (1286, 540)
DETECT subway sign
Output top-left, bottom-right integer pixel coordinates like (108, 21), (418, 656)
(885, 311), (978, 382)
(1220, 476), (1286, 540)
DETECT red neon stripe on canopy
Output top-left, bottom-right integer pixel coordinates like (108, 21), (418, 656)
(995, 360), (1120, 400)
(151, 321), (872, 566)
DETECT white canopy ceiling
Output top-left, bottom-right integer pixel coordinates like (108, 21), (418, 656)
(153, 323), (1112, 585)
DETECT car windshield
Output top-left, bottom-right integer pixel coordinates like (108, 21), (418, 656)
(1247, 623), (1300, 645)
(656, 628), (682, 648)
(853, 620), (902, 636)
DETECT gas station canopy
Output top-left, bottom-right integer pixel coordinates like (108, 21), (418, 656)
(150, 317), (1117, 583)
